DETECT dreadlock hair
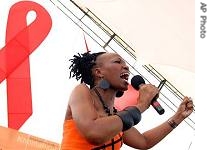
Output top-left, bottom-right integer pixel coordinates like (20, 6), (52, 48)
(69, 51), (105, 88)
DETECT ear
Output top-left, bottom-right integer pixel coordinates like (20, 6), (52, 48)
(94, 67), (103, 78)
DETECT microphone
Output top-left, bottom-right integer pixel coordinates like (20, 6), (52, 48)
(131, 75), (165, 115)
(116, 91), (124, 97)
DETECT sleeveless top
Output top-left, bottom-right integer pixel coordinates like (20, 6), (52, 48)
(61, 120), (123, 150)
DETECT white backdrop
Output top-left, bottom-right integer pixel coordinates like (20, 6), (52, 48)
(74, 0), (195, 99)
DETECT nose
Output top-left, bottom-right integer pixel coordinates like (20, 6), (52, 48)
(123, 63), (129, 71)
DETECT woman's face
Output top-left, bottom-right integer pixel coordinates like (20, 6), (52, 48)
(95, 53), (130, 91)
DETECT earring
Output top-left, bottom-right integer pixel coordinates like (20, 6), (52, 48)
(98, 79), (110, 90)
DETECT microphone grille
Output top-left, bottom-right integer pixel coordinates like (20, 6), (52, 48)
(131, 75), (145, 90)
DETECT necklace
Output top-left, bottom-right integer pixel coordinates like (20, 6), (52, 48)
(93, 88), (117, 116)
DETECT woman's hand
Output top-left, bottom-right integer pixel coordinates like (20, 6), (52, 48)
(170, 96), (194, 124)
(136, 84), (159, 113)
(176, 96), (194, 119)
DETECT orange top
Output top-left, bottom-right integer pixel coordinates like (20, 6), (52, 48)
(61, 120), (123, 150)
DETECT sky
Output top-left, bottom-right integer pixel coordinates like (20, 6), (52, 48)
(0, 0), (209, 150)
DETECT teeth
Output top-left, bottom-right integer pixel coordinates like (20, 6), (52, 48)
(120, 73), (130, 76)
(120, 72), (130, 80)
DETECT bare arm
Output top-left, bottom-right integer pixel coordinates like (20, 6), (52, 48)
(123, 117), (176, 149)
(68, 83), (158, 145)
(69, 84), (123, 145)
(123, 97), (194, 149)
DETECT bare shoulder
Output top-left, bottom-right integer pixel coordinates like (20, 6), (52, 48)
(65, 83), (93, 120)
(68, 83), (98, 121)
(73, 83), (90, 92)
(69, 83), (91, 104)
(71, 83), (90, 97)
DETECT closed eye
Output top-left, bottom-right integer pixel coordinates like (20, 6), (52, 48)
(114, 60), (121, 63)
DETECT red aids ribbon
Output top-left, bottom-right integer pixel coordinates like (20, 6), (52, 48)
(0, 1), (52, 129)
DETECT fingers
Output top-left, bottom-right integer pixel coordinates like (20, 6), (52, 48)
(139, 84), (159, 95)
(183, 109), (193, 117)
(187, 101), (194, 108)
(137, 84), (159, 111)
(182, 96), (193, 104)
(178, 96), (194, 118)
(183, 96), (194, 110)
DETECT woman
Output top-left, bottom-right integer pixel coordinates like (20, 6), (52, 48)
(61, 51), (194, 150)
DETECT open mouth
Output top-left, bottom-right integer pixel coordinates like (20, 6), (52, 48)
(120, 72), (129, 83)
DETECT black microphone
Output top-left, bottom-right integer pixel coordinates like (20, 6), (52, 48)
(131, 75), (165, 115)
(116, 91), (124, 97)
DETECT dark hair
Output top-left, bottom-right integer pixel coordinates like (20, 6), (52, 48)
(69, 51), (105, 88)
